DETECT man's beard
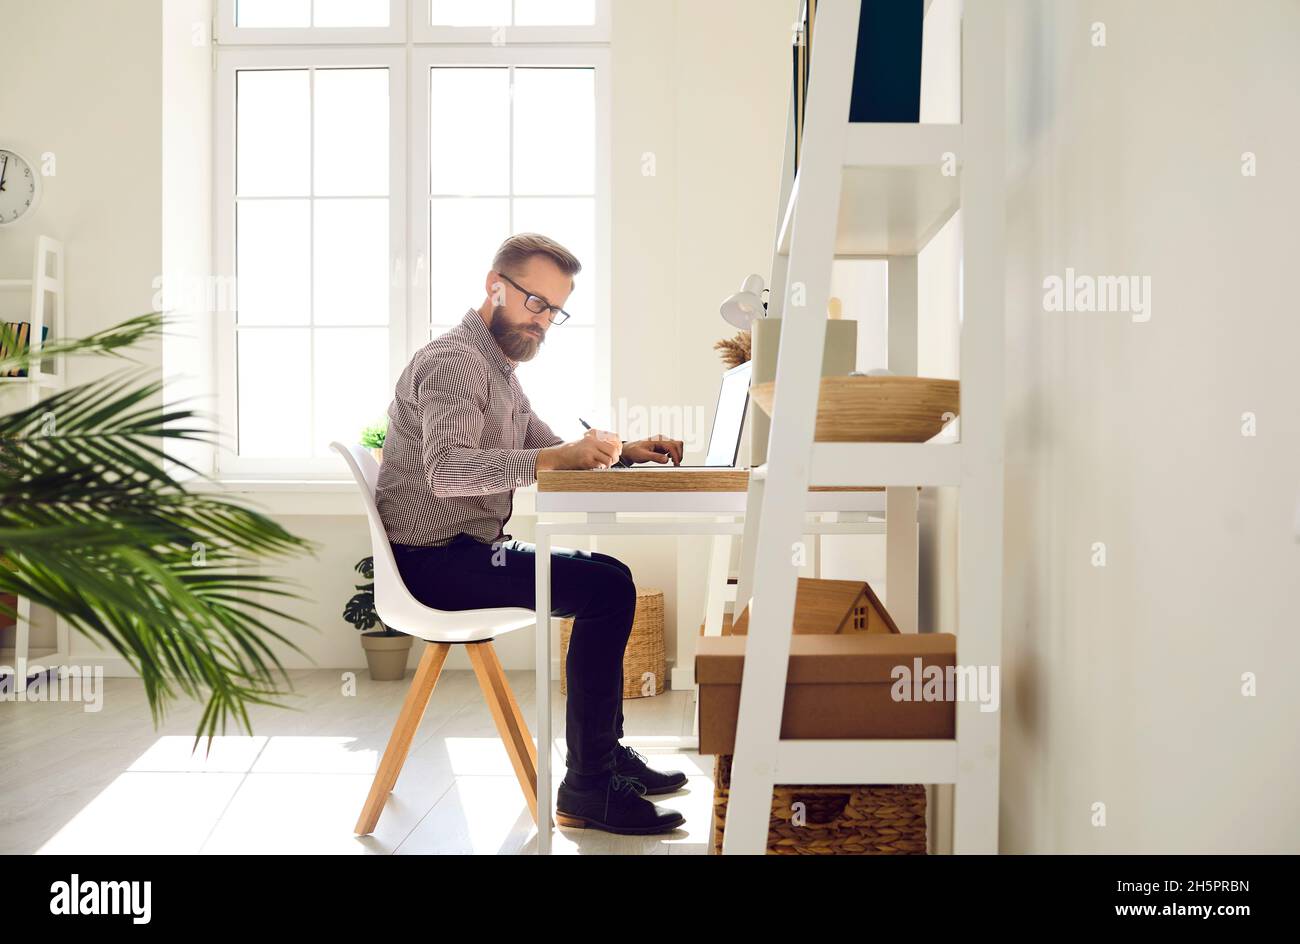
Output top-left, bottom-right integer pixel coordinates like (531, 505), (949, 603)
(489, 306), (544, 362)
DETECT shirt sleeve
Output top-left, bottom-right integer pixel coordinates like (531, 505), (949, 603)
(416, 350), (545, 497)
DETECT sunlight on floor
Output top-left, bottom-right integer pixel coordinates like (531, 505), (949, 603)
(34, 733), (712, 855)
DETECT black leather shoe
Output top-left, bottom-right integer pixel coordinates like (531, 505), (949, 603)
(613, 744), (688, 796)
(556, 772), (685, 835)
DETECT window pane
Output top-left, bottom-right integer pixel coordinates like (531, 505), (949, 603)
(514, 325), (592, 440)
(314, 199), (389, 326)
(430, 0), (510, 26)
(237, 200), (310, 325)
(429, 68), (509, 195)
(237, 0), (311, 28)
(313, 328), (389, 457)
(512, 197), (594, 325)
(514, 0), (596, 26)
(237, 70), (309, 196)
(513, 68), (594, 195)
(315, 69), (388, 197)
(313, 0), (389, 27)
(429, 197), (508, 320)
(239, 328), (311, 457)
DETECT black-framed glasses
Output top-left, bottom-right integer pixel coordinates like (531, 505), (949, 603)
(495, 271), (571, 325)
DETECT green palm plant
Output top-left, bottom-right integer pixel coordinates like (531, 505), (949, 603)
(0, 312), (319, 747)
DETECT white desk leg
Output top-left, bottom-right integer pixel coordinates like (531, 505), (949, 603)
(885, 487), (919, 634)
(886, 252), (920, 635)
(535, 524), (553, 854)
(694, 521), (734, 738)
(702, 524), (732, 637)
(732, 474), (765, 621)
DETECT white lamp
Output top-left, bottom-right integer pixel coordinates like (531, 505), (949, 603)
(719, 274), (767, 329)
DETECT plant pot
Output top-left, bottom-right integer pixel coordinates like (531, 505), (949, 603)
(370, 446), (383, 464)
(361, 630), (412, 680)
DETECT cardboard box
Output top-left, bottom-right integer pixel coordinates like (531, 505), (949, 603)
(729, 577), (898, 635)
(695, 632), (956, 755)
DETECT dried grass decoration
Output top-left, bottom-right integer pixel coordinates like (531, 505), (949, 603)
(713, 329), (752, 368)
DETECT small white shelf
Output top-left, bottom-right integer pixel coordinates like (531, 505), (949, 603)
(778, 123), (963, 257)
(3, 236), (70, 695)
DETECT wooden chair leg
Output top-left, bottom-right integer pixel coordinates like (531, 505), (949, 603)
(466, 641), (543, 826)
(354, 642), (450, 836)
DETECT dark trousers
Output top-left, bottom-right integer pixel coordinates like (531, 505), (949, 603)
(391, 534), (636, 777)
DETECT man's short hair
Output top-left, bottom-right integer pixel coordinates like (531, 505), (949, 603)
(492, 233), (582, 282)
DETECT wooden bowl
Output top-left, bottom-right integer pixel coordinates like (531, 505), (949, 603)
(749, 375), (960, 442)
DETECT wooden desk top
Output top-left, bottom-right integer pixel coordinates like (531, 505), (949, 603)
(536, 469), (884, 493)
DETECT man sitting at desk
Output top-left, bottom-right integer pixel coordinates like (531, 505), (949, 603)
(377, 233), (688, 836)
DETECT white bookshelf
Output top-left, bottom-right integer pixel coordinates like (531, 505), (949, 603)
(721, 0), (1005, 854)
(1, 236), (71, 694)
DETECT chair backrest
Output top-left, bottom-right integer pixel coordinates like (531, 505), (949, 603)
(330, 441), (536, 641)
(330, 441), (429, 634)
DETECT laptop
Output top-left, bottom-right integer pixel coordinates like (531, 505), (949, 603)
(616, 360), (751, 470)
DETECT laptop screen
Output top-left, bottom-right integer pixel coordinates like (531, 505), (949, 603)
(704, 361), (752, 467)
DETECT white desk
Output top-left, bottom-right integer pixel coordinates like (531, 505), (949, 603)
(531, 468), (890, 854)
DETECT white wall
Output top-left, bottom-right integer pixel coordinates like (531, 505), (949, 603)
(0, 0), (163, 654)
(0, 0), (163, 381)
(999, 0), (1300, 852)
(161, 0), (217, 479)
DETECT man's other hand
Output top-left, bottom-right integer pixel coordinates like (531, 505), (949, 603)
(621, 434), (684, 466)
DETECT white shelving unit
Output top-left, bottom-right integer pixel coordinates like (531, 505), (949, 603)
(1, 235), (71, 693)
(721, 0), (1005, 854)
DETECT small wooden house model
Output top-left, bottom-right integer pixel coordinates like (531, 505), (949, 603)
(728, 577), (900, 636)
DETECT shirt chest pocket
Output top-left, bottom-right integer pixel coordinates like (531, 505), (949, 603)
(483, 378), (524, 449)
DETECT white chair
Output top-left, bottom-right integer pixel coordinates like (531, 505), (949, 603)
(331, 442), (542, 836)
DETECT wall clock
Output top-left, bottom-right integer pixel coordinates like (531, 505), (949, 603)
(0, 149), (41, 227)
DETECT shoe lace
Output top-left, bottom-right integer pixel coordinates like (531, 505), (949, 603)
(609, 771), (647, 797)
(618, 743), (647, 767)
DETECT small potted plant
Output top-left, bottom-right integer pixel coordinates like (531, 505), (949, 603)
(342, 556), (412, 680)
(361, 416), (387, 464)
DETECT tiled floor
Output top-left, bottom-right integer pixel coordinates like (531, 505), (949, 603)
(0, 667), (714, 855)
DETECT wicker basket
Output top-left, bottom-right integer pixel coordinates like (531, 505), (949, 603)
(711, 754), (927, 855)
(560, 587), (666, 698)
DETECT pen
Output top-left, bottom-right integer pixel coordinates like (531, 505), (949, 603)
(578, 417), (631, 467)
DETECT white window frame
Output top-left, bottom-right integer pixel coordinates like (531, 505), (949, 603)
(409, 45), (611, 423)
(414, 0), (611, 44)
(215, 0), (408, 45)
(214, 46), (408, 478)
(213, 1), (611, 480)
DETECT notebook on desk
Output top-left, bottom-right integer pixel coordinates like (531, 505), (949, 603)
(614, 360), (751, 470)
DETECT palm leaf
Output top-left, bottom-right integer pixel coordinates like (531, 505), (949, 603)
(0, 311), (322, 749)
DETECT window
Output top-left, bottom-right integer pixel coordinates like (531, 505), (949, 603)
(214, 2), (609, 478)
(416, 0), (610, 42)
(420, 59), (600, 437)
(218, 0), (405, 43)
